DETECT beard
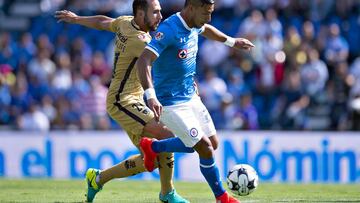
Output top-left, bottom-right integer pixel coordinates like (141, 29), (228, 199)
(144, 15), (158, 31)
(194, 21), (206, 29)
(194, 24), (203, 29)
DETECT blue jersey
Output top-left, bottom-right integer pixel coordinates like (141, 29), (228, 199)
(146, 12), (204, 106)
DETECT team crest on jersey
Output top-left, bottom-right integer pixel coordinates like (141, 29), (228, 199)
(155, 32), (164, 40)
(189, 128), (198, 137)
(178, 49), (188, 59)
(137, 34), (146, 40)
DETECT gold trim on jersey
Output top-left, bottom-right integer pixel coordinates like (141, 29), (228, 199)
(131, 20), (141, 31)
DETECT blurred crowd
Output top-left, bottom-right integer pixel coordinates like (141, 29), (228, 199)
(0, 0), (360, 131)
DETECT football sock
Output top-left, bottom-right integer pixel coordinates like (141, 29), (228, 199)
(158, 152), (175, 195)
(152, 137), (195, 153)
(199, 157), (226, 197)
(98, 154), (147, 186)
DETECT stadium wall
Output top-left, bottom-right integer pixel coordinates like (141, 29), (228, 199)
(0, 131), (359, 183)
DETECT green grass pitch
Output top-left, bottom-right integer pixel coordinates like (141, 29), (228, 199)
(0, 179), (359, 202)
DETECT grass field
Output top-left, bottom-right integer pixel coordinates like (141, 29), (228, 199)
(0, 179), (359, 203)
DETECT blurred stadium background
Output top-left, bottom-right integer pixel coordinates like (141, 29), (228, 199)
(1, 0), (360, 131)
(0, 0), (360, 198)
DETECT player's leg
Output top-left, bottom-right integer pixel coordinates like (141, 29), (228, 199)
(193, 137), (240, 203)
(93, 101), (151, 184)
(93, 139), (178, 198)
(209, 135), (218, 150)
(157, 152), (173, 193)
(142, 118), (173, 139)
(85, 153), (146, 201)
(191, 95), (239, 203)
(192, 95), (219, 150)
(141, 120), (177, 196)
(142, 120), (189, 202)
(88, 100), (187, 202)
(140, 98), (205, 171)
(149, 122), (238, 203)
(97, 145), (146, 186)
(95, 130), (176, 188)
(141, 95), (216, 160)
(141, 96), (239, 203)
(97, 114), (176, 180)
(85, 102), (151, 202)
(192, 136), (227, 197)
(140, 119), (194, 172)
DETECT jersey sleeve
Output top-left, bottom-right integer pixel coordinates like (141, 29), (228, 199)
(110, 16), (125, 33)
(131, 34), (151, 57)
(145, 23), (175, 57)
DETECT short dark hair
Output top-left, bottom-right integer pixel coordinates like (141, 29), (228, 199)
(133, 0), (149, 16)
(185, 0), (215, 7)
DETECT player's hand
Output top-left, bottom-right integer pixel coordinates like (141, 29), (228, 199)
(54, 10), (78, 23)
(234, 38), (255, 51)
(147, 98), (163, 122)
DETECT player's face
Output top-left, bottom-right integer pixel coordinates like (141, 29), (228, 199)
(192, 4), (214, 28)
(144, 0), (162, 31)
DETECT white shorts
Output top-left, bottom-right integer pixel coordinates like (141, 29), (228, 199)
(160, 95), (217, 147)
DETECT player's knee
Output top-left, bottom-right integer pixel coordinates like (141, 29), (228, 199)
(212, 142), (218, 151)
(143, 119), (174, 140)
(210, 136), (219, 150)
(194, 139), (214, 158)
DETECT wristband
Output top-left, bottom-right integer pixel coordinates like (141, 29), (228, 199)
(144, 88), (156, 100)
(224, 37), (236, 47)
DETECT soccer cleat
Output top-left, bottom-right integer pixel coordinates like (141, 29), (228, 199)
(216, 192), (240, 203)
(140, 137), (158, 172)
(85, 168), (102, 202)
(159, 189), (190, 203)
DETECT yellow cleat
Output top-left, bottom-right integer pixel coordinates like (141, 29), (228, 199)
(85, 168), (102, 202)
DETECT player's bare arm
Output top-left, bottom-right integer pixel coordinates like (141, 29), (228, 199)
(136, 49), (162, 122)
(201, 24), (255, 50)
(54, 10), (114, 31)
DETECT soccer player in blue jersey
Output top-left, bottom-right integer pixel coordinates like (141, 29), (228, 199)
(136, 0), (254, 202)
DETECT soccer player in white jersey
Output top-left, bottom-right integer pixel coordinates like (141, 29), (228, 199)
(136, 0), (254, 202)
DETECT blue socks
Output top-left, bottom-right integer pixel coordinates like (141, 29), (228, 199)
(151, 137), (195, 153)
(151, 138), (224, 197)
(199, 157), (225, 197)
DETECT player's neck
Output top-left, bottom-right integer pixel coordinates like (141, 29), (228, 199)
(180, 10), (194, 28)
(134, 16), (149, 32)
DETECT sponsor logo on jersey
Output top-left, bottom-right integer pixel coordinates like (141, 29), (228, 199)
(155, 32), (164, 40)
(180, 37), (187, 43)
(189, 128), (198, 137)
(116, 32), (128, 43)
(178, 49), (188, 59)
